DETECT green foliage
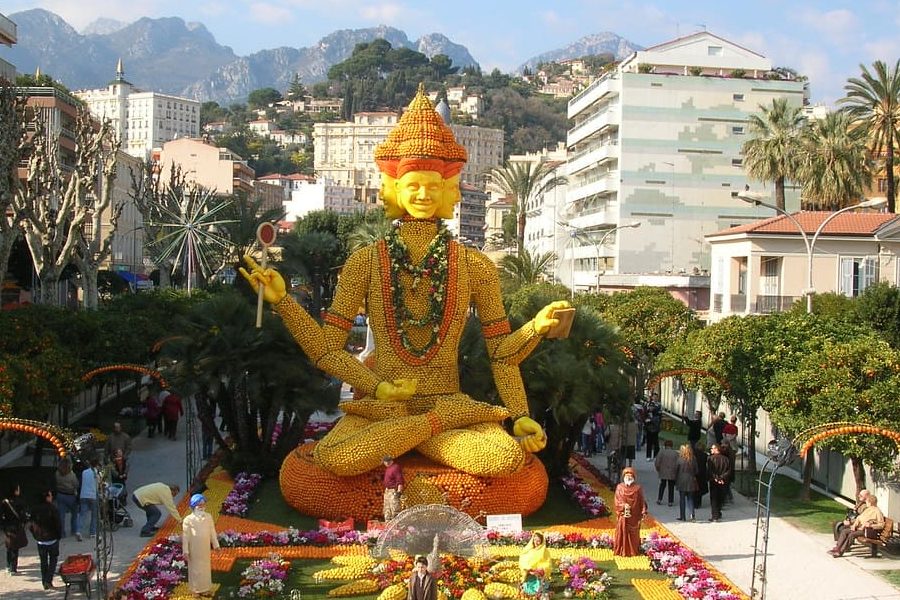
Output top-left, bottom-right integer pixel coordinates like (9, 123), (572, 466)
(488, 161), (566, 254)
(280, 230), (344, 314)
(840, 59), (900, 212)
(247, 87), (284, 109)
(505, 283), (632, 476)
(797, 111), (870, 209)
(742, 97), (806, 210)
(159, 289), (337, 475)
(497, 249), (557, 293)
(789, 291), (855, 319)
(595, 287), (699, 385)
(15, 73), (78, 99)
(769, 336), (900, 476)
(856, 282), (900, 348)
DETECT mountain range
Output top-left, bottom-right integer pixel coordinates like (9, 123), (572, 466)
(3, 9), (639, 104)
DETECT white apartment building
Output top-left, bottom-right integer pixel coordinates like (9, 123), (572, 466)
(282, 178), (359, 222)
(0, 12), (16, 82)
(314, 109), (503, 205)
(564, 31), (808, 294)
(444, 183), (487, 248)
(76, 60), (201, 159)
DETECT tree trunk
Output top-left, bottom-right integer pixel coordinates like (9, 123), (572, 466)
(38, 267), (63, 305)
(516, 210), (526, 257)
(800, 451), (815, 501)
(775, 176), (786, 211)
(851, 456), (867, 496)
(81, 267), (99, 310)
(0, 227), (18, 296)
(887, 141), (895, 214)
(747, 415), (758, 473)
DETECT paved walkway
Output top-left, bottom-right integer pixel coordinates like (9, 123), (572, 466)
(6, 415), (900, 599)
(588, 451), (900, 600)
(1, 426), (188, 599)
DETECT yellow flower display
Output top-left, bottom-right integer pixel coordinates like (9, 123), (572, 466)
(241, 84), (571, 518)
(328, 580), (380, 597)
(631, 578), (683, 599)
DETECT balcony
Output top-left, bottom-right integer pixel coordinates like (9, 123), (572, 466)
(567, 173), (617, 202)
(567, 141), (618, 176)
(730, 294), (746, 313)
(756, 295), (800, 314)
(568, 74), (620, 118)
(0, 13), (16, 46)
(0, 57), (13, 82)
(567, 109), (619, 146)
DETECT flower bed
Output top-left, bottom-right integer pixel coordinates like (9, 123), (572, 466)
(642, 532), (744, 600)
(560, 471), (609, 517)
(485, 530), (612, 549)
(219, 527), (380, 548)
(232, 554), (291, 599)
(118, 536), (186, 600)
(558, 555), (613, 599)
(222, 472), (264, 517)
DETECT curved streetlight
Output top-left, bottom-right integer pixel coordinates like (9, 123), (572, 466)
(567, 221), (642, 298)
(736, 192), (887, 313)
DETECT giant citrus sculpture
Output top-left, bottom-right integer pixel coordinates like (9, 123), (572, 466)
(241, 84), (571, 519)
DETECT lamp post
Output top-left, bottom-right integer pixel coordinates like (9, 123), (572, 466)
(568, 221), (642, 298)
(737, 192), (887, 313)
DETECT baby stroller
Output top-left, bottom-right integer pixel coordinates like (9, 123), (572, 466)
(106, 483), (133, 530)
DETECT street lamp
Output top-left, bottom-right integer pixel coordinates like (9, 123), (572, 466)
(568, 221), (642, 298)
(736, 192), (887, 313)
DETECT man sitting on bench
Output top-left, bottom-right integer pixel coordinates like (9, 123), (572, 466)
(830, 494), (884, 558)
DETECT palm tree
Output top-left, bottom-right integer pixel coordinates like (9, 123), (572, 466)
(346, 213), (391, 252)
(487, 161), (566, 255)
(840, 59), (900, 213)
(742, 98), (806, 210)
(796, 111), (870, 210)
(497, 249), (557, 292)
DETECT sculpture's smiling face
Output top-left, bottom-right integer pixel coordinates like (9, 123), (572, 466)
(396, 170), (445, 220)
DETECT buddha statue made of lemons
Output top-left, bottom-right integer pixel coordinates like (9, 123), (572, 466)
(241, 84), (570, 481)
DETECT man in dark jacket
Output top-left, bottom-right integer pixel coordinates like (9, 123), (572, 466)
(407, 555), (437, 600)
(707, 444), (732, 522)
(684, 410), (702, 446)
(30, 489), (63, 589)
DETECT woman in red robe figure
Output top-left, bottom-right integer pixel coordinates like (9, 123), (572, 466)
(613, 466), (647, 557)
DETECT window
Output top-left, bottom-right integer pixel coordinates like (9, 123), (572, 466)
(733, 93), (744, 102)
(732, 126), (745, 135)
(732, 158), (743, 167)
(840, 257), (878, 297)
(879, 178), (888, 193)
(708, 46), (723, 56)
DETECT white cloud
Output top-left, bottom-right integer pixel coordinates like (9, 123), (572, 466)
(360, 3), (404, 23)
(794, 8), (859, 44)
(863, 39), (900, 63)
(249, 2), (294, 25)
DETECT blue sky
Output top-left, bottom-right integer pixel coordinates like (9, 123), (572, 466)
(5, 0), (899, 105)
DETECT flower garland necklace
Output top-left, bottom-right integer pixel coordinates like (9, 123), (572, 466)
(384, 220), (451, 357)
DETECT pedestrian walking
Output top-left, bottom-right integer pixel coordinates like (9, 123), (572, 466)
(30, 489), (62, 589)
(654, 440), (678, 506)
(1, 482), (28, 575)
(675, 444), (698, 521)
(53, 458), (80, 538)
(707, 444), (731, 522)
(692, 441), (709, 509)
(77, 457), (100, 541)
(161, 390), (184, 440)
(144, 389), (162, 438)
(104, 421), (132, 459)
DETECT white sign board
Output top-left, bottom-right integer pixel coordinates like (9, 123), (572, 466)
(486, 513), (523, 534)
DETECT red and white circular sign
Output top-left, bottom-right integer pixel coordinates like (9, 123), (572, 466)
(256, 222), (277, 247)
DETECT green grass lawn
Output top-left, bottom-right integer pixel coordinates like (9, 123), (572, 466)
(877, 570), (900, 589)
(732, 471), (847, 535)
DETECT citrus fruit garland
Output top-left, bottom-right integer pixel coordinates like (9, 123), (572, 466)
(0, 417), (75, 458)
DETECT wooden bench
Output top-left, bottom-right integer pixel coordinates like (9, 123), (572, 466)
(858, 517), (894, 557)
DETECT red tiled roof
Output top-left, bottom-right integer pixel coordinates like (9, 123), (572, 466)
(708, 211), (899, 238)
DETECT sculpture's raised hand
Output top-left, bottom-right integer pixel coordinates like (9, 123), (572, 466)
(239, 256), (287, 304)
(533, 300), (573, 335)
